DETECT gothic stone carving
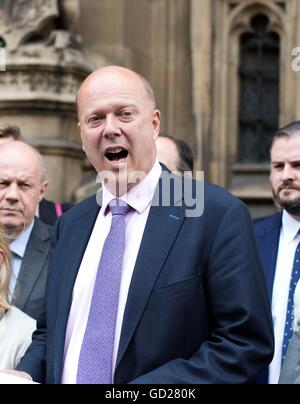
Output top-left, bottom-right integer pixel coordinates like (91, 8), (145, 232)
(0, 0), (59, 51)
(0, 69), (84, 104)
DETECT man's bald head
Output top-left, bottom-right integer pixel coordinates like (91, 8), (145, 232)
(77, 66), (156, 117)
(0, 141), (46, 182)
(0, 141), (48, 238)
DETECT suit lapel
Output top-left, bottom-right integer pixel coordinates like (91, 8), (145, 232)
(14, 220), (50, 309)
(116, 200), (185, 370)
(256, 213), (282, 299)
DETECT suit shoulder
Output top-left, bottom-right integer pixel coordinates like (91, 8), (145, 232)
(254, 212), (282, 237)
(32, 217), (53, 241)
(204, 182), (245, 210)
(60, 194), (99, 222)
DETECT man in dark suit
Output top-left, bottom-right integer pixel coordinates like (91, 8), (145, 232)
(7, 66), (273, 384)
(0, 141), (52, 320)
(254, 121), (300, 383)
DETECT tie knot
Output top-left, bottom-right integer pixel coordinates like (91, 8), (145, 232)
(109, 199), (131, 216)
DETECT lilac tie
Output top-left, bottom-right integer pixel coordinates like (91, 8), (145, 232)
(77, 199), (131, 384)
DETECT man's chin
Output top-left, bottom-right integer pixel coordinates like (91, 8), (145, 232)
(277, 197), (300, 217)
(103, 174), (130, 196)
(280, 189), (300, 199)
(2, 222), (25, 238)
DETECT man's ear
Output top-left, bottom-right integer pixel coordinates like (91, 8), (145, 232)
(78, 122), (85, 152)
(38, 180), (48, 203)
(152, 109), (161, 141)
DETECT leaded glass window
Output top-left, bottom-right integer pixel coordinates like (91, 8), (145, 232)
(238, 14), (279, 163)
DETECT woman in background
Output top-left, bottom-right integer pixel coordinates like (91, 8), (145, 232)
(0, 223), (36, 369)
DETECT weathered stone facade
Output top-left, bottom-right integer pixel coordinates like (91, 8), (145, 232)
(0, 0), (299, 217)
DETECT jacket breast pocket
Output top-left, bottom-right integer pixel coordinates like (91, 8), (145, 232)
(155, 274), (201, 300)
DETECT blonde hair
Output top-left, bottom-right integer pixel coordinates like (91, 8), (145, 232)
(0, 222), (11, 311)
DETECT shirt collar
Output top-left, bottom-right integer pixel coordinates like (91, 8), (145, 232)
(10, 219), (35, 258)
(101, 160), (162, 215)
(282, 210), (300, 244)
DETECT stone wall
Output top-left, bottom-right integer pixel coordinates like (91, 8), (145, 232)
(0, 0), (299, 217)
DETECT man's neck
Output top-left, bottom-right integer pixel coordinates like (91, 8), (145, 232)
(6, 221), (32, 242)
(285, 210), (300, 223)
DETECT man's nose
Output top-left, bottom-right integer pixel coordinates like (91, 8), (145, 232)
(282, 165), (296, 181)
(103, 115), (121, 139)
(5, 183), (20, 202)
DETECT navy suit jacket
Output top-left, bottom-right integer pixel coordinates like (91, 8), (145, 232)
(18, 175), (274, 384)
(254, 212), (282, 383)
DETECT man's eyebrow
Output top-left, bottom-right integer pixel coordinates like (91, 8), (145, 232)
(271, 160), (300, 164)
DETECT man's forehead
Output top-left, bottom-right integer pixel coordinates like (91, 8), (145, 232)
(80, 73), (148, 101)
(271, 152), (300, 163)
(272, 137), (300, 155)
(0, 163), (37, 179)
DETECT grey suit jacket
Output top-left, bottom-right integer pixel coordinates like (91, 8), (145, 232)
(279, 329), (300, 384)
(12, 218), (53, 320)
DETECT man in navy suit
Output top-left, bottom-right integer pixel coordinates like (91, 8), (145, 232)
(4, 66), (273, 384)
(255, 121), (300, 384)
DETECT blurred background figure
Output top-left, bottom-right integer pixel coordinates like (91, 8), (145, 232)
(156, 134), (193, 177)
(0, 222), (36, 369)
(38, 198), (73, 226)
(0, 125), (25, 145)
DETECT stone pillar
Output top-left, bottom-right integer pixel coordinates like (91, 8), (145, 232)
(281, 0), (300, 123)
(190, 0), (213, 174)
(0, 0), (91, 201)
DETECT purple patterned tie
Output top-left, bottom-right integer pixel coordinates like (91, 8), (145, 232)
(77, 199), (131, 384)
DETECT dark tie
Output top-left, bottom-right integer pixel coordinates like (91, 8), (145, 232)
(77, 199), (131, 384)
(282, 240), (300, 364)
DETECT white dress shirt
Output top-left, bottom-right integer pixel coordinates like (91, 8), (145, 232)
(269, 210), (300, 384)
(61, 160), (162, 384)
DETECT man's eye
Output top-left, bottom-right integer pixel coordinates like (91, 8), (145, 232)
(120, 111), (133, 118)
(88, 116), (101, 124)
(0, 182), (7, 188)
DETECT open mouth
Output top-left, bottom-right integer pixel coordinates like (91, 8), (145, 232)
(105, 147), (129, 162)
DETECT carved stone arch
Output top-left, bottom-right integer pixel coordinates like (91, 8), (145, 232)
(228, 1), (285, 37)
(224, 1), (283, 170)
(197, 0), (290, 217)
(191, 0), (300, 216)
